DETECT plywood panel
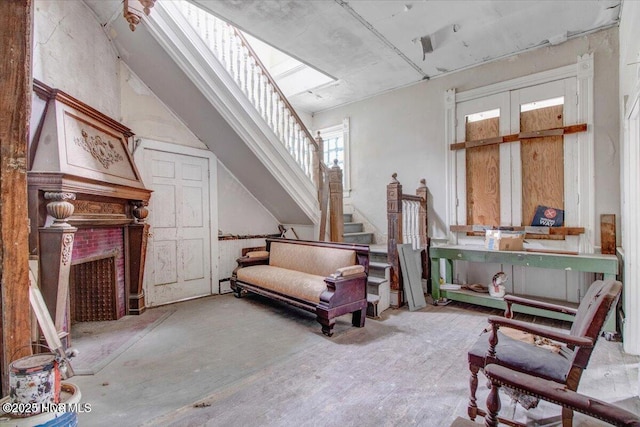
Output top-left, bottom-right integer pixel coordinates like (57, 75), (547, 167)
(466, 117), (500, 225)
(521, 105), (564, 226)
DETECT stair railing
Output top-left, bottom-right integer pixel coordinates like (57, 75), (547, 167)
(176, 2), (340, 240)
(387, 174), (429, 306)
(176, 3), (322, 191)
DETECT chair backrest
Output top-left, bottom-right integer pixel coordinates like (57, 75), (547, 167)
(569, 279), (622, 367)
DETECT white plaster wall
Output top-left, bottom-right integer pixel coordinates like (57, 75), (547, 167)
(619, 1), (640, 100)
(33, 0), (120, 119)
(313, 28), (620, 245)
(120, 63), (207, 150)
(217, 162), (280, 235)
(618, 0), (640, 357)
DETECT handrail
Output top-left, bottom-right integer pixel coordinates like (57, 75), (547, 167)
(176, 2), (323, 187)
(232, 29), (318, 152)
(402, 194), (423, 202)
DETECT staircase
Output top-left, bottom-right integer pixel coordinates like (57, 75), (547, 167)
(367, 244), (391, 318)
(342, 214), (391, 318)
(144, 1), (322, 225)
(343, 213), (375, 244)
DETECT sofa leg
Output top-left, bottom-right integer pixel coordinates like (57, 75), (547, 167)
(233, 286), (243, 298)
(317, 311), (335, 337)
(321, 321), (335, 337)
(352, 309), (365, 327)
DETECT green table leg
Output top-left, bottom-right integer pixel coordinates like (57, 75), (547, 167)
(431, 257), (441, 302)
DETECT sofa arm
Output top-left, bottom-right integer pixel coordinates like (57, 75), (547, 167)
(331, 265), (365, 278)
(235, 255), (269, 268)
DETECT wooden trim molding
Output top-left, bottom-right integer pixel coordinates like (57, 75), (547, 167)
(33, 79), (134, 138)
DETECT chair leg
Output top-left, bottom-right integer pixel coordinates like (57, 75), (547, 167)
(485, 380), (501, 427)
(468, 364), (480, 420)
(561, 407), (574, 427)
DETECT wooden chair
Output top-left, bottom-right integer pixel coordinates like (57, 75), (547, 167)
(484, 364), (640, 427)
(467, 279), (622, 427)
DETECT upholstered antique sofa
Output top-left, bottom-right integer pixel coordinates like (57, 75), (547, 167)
(231, 238), (369, 336)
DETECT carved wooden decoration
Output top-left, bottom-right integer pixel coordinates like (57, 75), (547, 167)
(74, 129), (124, 169)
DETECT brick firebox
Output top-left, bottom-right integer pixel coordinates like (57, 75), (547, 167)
(71, 228), (126, 319)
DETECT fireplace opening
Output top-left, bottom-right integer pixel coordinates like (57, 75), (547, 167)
(70, 252), (120, 322)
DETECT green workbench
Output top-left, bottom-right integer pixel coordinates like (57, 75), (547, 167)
(429, 244), (619, 327)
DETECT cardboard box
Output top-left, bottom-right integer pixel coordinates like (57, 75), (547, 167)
(484, 230), (525, 251)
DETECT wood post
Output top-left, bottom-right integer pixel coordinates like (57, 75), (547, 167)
(39, 192), (77, 347)
(127, 201), (150, 314)
(0, 0), (34, 394)
(328, 160), (344, 242)
(387, 173), (403, 306)
(416, 179), (430, 282)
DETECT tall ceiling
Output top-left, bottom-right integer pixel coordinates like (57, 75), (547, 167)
(86, 0), (621, 113)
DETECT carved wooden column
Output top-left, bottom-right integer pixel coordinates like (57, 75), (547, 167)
(38, 192), (77, 343)
(127, 200), (149, 315)
(387, 173), (403, 307)
(328, 160), (344, 242)
(416, 179), (430, 282)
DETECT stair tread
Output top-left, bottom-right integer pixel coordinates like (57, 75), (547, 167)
(344, 222), (363, 225)
(343, 231), (373, 236)
(369, 261), (391, 269)
(367, 293), (380, 303)
(368, 276), (387, 285)
(368, 244), (387, 253)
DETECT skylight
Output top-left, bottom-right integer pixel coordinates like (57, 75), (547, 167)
(241, 33), (336, 98)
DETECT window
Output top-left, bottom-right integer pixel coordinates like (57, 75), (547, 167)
(446, 55), (594, 253)
(317, 117), (350, 195)
(444, 57), (595, 303)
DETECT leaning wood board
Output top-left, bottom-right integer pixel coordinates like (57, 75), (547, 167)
(29, 272), (75, 378)
(600, 214), (616, 255)
(398, 244), (427, 311)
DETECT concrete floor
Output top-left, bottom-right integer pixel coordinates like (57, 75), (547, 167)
(68, 294), (639, 426)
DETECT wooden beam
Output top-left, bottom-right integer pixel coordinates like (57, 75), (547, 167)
(450, 225), (585, 236)
(450, 123), (588, 151)
(0, 0), (34, 395)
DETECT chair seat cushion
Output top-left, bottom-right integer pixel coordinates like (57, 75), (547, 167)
(468, 331), (572, 383)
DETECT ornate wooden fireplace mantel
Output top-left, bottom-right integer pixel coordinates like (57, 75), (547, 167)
(28, 80), (152, 339)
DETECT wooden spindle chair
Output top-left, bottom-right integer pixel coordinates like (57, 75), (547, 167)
(467, 279), (622, 426)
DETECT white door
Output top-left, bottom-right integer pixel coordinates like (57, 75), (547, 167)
(143, 148), (213, 306)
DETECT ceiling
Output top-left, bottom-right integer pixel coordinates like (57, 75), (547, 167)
(85, 0), (621, 113)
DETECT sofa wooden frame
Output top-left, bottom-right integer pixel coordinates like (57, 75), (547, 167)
(231, 238), (370, 336)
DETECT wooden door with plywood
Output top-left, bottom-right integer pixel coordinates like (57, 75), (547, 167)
(454, 79), (587, 301)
